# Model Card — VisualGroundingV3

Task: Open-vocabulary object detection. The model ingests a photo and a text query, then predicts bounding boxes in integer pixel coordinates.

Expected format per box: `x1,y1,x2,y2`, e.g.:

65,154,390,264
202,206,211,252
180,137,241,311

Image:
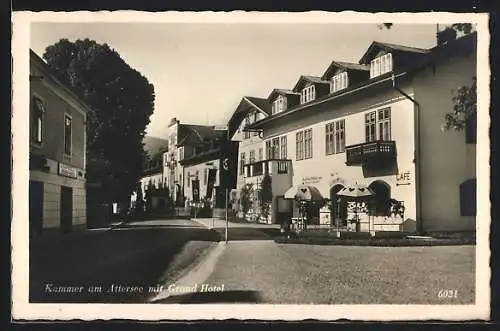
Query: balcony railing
345,140,396,166
244,159,291,177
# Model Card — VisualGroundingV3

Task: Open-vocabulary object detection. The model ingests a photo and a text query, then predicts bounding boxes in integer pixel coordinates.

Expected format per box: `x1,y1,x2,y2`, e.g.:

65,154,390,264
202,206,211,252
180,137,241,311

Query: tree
43,38,155,205
240,183,254,214
260,174,273,222
441,76,477,132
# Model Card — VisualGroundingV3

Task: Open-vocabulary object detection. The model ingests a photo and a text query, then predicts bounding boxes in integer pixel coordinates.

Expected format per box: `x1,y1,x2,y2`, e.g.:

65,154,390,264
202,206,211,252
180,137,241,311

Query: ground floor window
460,178,476,216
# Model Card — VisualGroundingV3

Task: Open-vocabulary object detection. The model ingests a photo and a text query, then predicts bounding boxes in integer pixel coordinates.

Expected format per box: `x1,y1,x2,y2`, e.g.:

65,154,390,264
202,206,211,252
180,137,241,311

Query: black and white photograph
11,11,490,321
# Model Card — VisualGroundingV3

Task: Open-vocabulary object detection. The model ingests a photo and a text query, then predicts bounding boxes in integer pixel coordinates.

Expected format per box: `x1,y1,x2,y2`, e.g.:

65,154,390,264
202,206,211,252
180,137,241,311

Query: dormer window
300,85,315,104
272,95,286,115
370,53,393,78
330,71,348,93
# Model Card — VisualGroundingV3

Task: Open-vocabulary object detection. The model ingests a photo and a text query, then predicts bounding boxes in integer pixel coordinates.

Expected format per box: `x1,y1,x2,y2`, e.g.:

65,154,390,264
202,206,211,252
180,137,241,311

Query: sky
31,22,440,139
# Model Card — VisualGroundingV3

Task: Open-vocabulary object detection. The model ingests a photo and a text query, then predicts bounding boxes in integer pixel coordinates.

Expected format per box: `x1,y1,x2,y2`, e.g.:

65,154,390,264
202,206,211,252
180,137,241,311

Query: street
30,218,475,305
29,219,220,303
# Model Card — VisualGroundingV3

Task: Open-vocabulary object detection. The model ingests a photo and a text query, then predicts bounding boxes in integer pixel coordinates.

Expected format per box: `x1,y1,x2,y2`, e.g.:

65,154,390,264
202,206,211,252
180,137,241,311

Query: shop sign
302,176,322,184
58,163,78,178
396,171,411,186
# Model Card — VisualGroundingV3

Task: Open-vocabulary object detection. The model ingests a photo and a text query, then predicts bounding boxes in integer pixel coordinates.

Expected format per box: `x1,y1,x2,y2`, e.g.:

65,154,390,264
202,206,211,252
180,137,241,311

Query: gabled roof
292,75,330,92
321,61,370,80
359,41,430,64
227,96,271,138
177,124,225,146
267,88,300,102
244,96,272,115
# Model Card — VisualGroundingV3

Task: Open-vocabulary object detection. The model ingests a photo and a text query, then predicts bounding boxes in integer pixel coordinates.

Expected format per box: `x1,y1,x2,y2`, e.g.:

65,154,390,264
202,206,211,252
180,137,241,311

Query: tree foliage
441,77,477,132
43,38,155,203
240,183,254,214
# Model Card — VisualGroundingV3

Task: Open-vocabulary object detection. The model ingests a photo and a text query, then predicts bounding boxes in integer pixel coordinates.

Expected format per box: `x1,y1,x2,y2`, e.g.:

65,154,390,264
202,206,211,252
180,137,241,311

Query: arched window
368,180,391,216
460,178,476,216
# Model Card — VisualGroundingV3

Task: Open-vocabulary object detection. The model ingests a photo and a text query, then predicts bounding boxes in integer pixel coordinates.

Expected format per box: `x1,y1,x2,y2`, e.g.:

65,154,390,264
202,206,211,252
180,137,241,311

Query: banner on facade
206,168,217,199
192,179,200,202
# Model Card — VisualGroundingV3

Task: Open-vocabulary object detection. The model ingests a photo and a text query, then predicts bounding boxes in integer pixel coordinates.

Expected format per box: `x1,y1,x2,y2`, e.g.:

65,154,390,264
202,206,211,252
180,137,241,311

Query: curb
148,241,227,303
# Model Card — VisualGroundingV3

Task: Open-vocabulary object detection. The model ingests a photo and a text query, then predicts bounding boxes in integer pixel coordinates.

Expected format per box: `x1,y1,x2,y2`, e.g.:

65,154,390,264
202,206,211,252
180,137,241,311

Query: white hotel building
249,32,477,234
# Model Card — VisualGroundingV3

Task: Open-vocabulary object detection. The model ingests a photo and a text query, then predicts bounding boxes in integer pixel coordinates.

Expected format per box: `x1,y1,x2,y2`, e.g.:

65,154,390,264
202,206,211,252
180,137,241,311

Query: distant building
179,125,238,217
250,32,477,233
29,50,90,236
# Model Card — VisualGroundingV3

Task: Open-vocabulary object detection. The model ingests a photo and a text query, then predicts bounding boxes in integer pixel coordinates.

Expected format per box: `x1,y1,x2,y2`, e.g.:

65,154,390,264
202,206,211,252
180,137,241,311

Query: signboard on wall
58,163,78,178
396,170,412,186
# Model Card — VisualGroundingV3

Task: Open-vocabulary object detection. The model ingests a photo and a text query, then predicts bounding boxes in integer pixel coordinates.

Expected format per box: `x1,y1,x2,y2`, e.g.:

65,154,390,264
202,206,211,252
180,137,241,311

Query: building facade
250,32,477,233
228,96,293,223
29,50,89,236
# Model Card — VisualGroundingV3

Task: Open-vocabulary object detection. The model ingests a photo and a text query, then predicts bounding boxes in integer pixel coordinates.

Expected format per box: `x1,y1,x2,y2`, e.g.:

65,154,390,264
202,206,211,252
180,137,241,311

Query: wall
31,159,86,229
184,158,220,201
413,49,477,232
30,63,86,170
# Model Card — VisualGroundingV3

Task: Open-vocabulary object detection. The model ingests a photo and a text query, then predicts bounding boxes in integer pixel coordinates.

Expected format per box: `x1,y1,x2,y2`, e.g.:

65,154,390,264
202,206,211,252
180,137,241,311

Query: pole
225,188,229,243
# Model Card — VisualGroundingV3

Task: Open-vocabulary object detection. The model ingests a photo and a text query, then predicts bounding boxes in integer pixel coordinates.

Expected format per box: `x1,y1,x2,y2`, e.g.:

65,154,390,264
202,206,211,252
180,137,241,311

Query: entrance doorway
29,180,44,237
330,184,346,227
60,186,73,234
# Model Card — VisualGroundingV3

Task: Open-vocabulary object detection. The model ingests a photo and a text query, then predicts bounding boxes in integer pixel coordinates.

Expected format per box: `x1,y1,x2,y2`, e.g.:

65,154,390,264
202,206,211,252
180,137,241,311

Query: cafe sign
58,162,78,178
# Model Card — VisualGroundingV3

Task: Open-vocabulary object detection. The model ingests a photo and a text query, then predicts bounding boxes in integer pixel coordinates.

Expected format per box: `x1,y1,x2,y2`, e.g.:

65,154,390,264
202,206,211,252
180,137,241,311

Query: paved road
29,218,219,303
155,220,476,305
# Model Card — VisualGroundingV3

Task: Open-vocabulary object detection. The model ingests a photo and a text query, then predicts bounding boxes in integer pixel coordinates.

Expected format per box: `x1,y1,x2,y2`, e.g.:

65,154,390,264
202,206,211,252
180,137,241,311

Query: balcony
244,159,292,177
345,140,396,166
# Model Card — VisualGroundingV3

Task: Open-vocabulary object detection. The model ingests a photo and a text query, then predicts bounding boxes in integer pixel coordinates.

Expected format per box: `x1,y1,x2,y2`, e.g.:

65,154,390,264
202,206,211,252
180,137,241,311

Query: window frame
272,95,286,114
32,96,45,146
330,71,349,93
370,53,393,79
300,84,316,104
280,136,287,159
365,108,391,143
326,119,346,155
63,113,73,156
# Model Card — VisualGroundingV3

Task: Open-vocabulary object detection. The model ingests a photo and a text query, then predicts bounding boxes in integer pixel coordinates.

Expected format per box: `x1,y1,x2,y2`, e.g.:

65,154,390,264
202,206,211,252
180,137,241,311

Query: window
195,170,199,179
304,129,313,159
460,178,476,216
244,117,251,139
240,153,246,175
466,111,477,144
32,97,45,144
378,108,391,140
300,85,316,104
271,137,280,159
325,119,346,155
365,108,391,142
258,148,263,161
266,140,272,159
204,168,208,185
272,95,286,114
296,131,304,160
296,129,312,160
370,53,393,78
187,172,190,187
64,114,72,155
280,136,287,159
249,150,256,163
330,72,349,93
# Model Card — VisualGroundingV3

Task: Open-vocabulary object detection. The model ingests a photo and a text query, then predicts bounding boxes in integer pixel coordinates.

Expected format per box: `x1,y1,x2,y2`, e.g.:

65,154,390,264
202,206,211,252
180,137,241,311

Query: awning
284,184,325,202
